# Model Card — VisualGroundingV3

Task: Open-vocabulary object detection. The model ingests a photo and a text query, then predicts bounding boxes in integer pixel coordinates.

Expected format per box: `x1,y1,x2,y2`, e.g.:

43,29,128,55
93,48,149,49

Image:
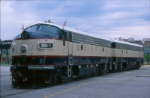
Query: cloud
91,20,150,39
1,0,150,40
1,1,39,40
103,0,149,10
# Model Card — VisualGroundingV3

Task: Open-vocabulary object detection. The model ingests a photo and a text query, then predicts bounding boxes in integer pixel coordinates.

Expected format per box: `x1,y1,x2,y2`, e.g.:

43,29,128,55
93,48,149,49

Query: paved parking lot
1,65,150,98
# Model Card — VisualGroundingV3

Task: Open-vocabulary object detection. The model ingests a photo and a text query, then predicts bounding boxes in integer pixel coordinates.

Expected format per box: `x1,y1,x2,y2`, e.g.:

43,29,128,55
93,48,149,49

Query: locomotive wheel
135,63,141,69
15,77,23,88
100,70,107,75
48,76,53,85
56,76,62,84
31,79,39,89
31,76,45,89
118,64,122,72
11,78,17,88
94,69,99,76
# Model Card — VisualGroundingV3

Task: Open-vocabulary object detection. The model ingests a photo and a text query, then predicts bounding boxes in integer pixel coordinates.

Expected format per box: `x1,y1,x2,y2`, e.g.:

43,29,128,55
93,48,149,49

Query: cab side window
25,25,38,32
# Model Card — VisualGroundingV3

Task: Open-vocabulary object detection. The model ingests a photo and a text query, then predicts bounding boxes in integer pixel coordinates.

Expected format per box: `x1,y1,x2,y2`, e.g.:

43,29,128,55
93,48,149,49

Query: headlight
20,45,26,53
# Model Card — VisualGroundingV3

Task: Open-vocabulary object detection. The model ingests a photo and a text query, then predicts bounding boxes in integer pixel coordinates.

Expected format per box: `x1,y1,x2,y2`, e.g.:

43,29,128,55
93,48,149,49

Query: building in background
127,37,134,42
129,40,143,46
118,37,150,48
143,39,150,48
143,38,150,42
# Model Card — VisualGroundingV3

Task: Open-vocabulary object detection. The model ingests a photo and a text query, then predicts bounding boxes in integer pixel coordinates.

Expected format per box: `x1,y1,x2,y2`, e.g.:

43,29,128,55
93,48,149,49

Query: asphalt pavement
1,65,150,98
0,65,11,77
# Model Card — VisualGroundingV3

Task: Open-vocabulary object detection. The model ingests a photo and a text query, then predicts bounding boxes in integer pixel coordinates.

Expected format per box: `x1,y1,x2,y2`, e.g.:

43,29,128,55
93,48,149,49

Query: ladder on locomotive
67,31,73,79
120,49,123,70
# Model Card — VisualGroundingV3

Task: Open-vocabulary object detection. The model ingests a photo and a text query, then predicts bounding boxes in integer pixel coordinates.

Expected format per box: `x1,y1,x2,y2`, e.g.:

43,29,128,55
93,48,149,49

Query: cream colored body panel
11,39,111,57
72,43,111,57
12,39,68,56
111,48,143,58
11,39,143,58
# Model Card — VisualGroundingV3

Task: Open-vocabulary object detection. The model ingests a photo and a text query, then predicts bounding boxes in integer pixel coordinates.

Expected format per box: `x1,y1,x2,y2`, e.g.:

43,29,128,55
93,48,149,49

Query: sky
1,0,150,40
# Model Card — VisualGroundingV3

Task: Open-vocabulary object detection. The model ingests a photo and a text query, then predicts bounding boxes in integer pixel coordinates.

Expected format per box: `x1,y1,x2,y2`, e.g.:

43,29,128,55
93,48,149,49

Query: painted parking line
44,80,103,98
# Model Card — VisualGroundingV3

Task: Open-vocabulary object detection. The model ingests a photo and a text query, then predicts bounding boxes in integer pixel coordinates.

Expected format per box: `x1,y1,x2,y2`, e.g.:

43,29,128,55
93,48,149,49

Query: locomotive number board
39,43,53,48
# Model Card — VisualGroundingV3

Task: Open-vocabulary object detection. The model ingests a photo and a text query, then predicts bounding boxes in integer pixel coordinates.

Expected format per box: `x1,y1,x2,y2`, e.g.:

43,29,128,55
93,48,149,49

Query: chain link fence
0,49,11,65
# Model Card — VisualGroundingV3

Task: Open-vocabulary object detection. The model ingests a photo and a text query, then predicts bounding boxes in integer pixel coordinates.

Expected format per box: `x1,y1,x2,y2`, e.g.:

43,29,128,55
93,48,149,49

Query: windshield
38,24,60,38
23,24,61,39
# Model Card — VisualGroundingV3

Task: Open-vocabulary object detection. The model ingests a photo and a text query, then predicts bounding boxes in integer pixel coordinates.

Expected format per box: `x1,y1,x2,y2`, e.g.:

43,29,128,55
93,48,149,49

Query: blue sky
1,0,150,40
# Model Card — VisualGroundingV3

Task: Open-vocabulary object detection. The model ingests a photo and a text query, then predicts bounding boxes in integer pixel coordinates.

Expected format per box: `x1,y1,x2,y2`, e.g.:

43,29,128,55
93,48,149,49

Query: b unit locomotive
10,21,144,87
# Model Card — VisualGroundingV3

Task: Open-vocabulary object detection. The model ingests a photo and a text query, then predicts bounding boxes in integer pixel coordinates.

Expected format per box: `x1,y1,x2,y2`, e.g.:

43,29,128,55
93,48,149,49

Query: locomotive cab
10,23,69,87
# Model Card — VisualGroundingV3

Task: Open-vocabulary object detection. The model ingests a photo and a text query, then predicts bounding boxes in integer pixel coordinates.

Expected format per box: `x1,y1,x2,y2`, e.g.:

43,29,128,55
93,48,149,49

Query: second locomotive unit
10,21,144,87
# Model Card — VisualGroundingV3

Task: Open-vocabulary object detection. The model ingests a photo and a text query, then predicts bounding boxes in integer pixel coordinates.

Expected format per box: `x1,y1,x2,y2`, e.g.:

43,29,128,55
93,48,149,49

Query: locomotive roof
111,39,143,48
26,22,111,42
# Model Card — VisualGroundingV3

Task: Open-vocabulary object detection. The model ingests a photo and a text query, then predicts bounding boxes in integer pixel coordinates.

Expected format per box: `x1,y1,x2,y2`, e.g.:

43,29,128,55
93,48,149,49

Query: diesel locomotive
10,21,144,87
